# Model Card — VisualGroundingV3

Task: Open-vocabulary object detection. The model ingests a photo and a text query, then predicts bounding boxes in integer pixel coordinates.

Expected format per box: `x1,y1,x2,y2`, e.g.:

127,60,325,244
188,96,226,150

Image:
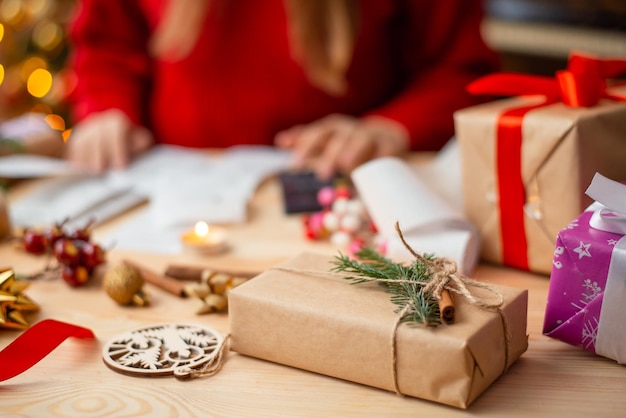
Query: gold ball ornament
103,264,150,306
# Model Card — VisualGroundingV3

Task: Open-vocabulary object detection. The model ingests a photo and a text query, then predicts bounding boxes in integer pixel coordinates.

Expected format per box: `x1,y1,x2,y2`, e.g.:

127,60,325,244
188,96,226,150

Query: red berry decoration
70,228,90,242
22,229,47,255
69,219,94,242
81,242,106,270
61,265,90,287
43,225,65,250
53,238,82,267
21,218,107,288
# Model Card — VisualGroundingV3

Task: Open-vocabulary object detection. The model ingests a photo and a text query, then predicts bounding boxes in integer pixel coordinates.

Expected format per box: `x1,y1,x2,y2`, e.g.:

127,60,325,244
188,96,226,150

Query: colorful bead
302,182,371,251
340,213,361,233
322,211,340,232
330,231,351,248
303,212,327,240
331,198,349,215
334,184,352,199
317,186,336,208
346,199,365,217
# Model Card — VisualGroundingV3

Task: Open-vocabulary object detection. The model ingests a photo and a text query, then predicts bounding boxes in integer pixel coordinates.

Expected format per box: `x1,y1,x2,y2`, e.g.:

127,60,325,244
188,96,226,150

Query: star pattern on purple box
544,211,623,353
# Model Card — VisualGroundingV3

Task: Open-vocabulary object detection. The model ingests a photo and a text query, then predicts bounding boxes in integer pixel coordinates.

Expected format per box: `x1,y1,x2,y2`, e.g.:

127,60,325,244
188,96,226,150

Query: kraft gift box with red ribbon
454,53,626,274
543,173,626,363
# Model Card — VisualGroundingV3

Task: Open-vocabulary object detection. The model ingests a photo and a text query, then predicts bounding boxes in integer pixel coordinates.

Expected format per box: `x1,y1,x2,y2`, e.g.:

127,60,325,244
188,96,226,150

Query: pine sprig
332,248,441,327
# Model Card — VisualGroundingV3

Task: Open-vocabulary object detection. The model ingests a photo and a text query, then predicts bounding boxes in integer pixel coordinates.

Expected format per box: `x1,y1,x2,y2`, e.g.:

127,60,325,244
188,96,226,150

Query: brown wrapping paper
228,253,528,409
455,90,626,274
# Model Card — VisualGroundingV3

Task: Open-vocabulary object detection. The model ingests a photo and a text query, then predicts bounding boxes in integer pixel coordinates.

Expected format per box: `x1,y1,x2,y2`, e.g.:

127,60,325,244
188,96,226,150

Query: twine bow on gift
467,53,626,271
392,223,505,316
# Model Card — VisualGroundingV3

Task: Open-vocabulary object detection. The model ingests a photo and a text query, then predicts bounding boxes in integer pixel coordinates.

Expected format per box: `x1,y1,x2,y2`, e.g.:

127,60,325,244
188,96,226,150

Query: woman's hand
66,109,153,173
275,114,409,180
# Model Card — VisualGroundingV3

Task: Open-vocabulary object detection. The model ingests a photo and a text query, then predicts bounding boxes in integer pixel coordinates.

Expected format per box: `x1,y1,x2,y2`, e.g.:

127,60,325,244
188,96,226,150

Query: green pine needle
331,247,441,327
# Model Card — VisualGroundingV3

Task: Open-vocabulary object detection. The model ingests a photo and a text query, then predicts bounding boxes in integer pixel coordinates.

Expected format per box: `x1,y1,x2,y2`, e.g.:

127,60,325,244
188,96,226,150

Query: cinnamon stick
438,289,455,325
164,265,258,281
123,259,187,298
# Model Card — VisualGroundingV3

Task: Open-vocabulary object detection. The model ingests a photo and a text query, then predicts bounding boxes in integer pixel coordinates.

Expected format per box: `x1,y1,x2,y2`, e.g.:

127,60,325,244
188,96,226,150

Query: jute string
391,222,512,385
174,334,231,380
274,222,512,395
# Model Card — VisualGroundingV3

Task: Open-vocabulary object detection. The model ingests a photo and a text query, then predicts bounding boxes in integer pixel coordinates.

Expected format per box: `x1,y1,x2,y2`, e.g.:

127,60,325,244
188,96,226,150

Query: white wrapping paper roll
351,156,479,274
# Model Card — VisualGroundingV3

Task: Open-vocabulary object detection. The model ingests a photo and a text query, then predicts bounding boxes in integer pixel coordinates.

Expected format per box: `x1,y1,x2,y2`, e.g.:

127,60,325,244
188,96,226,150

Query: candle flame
194,221,209,237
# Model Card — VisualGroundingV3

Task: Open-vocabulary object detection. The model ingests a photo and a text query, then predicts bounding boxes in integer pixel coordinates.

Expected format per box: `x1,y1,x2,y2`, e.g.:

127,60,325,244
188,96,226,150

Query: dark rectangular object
278,171,332,214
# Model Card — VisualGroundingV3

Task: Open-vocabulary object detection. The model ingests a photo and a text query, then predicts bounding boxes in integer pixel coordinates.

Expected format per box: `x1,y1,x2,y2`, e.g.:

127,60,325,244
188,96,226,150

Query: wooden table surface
1,166,625,417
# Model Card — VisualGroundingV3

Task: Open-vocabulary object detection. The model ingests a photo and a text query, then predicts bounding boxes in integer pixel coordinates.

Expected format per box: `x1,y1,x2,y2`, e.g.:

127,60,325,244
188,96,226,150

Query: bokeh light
3,66,22,96
24,0,51,19
30,103,52,114
33,20,62,51
0,0,26,28
0,0,74,123
27,67,52,98
20,56,48,82
62,128,71,142
44,113,65,130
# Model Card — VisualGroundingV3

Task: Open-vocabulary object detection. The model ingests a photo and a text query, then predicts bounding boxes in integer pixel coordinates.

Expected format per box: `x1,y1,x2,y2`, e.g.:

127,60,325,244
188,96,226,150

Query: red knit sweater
68,0,498,150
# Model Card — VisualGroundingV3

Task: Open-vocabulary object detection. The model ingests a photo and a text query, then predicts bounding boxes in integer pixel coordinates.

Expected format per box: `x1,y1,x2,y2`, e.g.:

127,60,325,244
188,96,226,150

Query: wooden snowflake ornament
102,323,226,378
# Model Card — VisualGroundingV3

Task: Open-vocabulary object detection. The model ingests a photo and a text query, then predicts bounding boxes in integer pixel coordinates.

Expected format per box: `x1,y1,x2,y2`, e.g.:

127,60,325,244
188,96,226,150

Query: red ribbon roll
0,319,95,382
468,52,626,270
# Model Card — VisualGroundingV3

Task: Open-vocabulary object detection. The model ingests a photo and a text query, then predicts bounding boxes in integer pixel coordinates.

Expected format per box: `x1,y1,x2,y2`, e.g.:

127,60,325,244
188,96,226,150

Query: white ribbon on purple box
585,172,626,363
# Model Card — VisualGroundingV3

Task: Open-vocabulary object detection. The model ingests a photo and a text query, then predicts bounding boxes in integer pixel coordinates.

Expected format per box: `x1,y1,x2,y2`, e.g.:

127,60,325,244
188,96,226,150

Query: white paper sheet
9,145,291,249
10,176,137,227
148,146,291,228
0,113,53,140
102,146,292,253
0,155,84,178
351,148,479,274
100,214,187,254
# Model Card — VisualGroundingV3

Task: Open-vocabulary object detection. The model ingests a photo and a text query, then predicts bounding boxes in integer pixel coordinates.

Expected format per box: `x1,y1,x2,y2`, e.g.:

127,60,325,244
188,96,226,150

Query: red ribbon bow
469,53,626,107
467,53,626,270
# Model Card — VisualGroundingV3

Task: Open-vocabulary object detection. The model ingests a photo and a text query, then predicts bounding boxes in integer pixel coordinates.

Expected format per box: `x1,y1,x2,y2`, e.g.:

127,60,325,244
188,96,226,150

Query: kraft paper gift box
228,252,528,409
454,53,626,274
543,173,626,363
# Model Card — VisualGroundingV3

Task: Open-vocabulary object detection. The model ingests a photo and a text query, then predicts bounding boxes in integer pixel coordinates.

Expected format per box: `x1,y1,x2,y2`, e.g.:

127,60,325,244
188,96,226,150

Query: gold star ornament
0,269,39,330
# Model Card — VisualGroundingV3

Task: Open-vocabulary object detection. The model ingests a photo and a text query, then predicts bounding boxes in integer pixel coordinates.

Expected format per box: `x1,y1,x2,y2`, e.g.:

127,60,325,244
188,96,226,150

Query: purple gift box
543,173,626,364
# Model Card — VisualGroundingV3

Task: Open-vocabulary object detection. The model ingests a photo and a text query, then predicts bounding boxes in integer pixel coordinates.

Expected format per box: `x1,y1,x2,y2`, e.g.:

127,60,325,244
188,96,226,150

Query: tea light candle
181,221,228,255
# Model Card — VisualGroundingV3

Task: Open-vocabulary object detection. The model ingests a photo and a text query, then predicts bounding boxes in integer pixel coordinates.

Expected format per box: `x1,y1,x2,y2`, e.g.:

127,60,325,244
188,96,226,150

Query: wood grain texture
2,155,626,417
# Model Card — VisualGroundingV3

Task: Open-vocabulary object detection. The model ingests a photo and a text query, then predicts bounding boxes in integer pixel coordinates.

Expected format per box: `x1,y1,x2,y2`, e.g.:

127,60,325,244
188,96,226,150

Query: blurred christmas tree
0,0,75,140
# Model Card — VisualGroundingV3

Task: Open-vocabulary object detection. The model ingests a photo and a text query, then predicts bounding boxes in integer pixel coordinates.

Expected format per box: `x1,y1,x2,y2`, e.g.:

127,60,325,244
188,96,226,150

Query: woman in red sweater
66,0,497,179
